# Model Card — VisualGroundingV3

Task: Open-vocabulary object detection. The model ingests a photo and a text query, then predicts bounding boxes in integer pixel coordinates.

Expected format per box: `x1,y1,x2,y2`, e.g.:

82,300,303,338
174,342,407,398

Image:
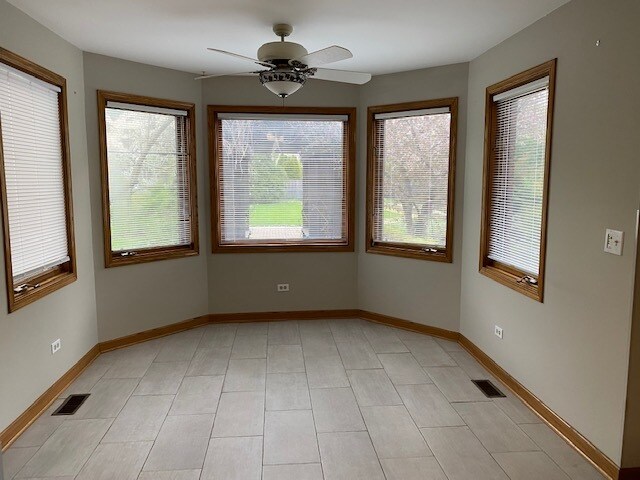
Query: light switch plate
604,229,624,255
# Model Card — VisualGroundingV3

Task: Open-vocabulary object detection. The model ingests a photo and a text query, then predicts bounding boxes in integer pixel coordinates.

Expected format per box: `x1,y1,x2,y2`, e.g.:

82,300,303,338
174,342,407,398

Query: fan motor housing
257,41,308,64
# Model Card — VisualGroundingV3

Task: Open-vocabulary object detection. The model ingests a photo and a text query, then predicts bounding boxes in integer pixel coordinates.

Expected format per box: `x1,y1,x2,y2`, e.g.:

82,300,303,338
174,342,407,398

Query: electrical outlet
494,326,503,339
51,338,61,355
277,283,290,292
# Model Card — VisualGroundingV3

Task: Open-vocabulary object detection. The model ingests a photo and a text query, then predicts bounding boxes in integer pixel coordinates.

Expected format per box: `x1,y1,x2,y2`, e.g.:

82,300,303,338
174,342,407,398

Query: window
98,91,198,267
480,60,557,302
0,48,76,312
209,106,356,252
366,98,458,262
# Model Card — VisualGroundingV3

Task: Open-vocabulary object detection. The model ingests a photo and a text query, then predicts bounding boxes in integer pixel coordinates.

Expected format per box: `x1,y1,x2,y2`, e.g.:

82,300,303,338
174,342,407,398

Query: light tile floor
2,319,606,480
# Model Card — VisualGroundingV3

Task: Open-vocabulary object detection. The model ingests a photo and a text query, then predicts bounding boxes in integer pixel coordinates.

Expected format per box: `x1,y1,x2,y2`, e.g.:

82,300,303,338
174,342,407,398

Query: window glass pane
487,87,549,276
105,107,191,252
218,117,346,243
0,62,69,283
373,112,451,248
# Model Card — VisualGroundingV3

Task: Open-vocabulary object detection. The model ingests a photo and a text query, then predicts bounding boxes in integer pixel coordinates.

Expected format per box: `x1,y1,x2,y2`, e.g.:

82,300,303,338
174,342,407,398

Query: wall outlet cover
604,229,623,256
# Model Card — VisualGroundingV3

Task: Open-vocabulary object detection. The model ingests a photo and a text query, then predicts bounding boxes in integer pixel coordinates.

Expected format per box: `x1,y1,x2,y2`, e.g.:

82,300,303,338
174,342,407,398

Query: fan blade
207,48,275,68
195,71,261,80
296,46,352,67
311,68,371,85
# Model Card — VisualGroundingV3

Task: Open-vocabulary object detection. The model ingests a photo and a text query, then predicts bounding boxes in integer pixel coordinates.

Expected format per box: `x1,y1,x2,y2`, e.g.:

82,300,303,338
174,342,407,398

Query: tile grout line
205,322,239,480
300,319,326,479
194,405,217,480
176,326,218,479
400,334,475,409
515,426,584,480
332,320,389,479
373,328,437,469
386,336,452,480
397,331,488,478
308,320,337,479
376,323,457,480
71,416,116,479
303,355,324,477
261,325,268,480
218,324,239,395
137,339,180,476
461,420,515,480
133,434,158,479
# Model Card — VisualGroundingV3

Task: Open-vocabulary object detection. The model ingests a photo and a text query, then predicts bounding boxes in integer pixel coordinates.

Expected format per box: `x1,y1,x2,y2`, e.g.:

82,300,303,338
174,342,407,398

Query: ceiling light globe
263,81,303,98
259,71,306,98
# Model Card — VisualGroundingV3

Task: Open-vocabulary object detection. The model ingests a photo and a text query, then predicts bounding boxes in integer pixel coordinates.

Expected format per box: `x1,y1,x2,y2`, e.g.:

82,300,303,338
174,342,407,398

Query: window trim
208,105,356,253
97,91,199,268
479,59,557,302
0,47,77,312
366,98,458,263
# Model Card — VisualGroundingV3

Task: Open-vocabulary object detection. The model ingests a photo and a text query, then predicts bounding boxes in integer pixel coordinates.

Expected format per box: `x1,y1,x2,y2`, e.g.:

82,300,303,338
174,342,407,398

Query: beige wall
83,53,209,342
460,0,639,462
356,64,468,331
201,76,359,313
0,0,98,434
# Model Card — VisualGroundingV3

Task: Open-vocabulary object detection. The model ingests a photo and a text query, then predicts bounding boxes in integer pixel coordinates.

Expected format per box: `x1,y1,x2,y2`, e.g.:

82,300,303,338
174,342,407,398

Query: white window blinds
217,113,348,244
104,102,192,253
0,62,70,283
487,77,550,276
372,107,452,249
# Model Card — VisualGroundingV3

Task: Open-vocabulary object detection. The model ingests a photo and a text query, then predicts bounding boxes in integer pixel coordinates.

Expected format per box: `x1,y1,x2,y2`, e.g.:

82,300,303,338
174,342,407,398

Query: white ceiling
8,0,568,76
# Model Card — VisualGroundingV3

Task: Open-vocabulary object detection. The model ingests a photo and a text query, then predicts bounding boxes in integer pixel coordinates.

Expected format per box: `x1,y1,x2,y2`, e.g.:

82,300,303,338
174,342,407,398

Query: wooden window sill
213,242,353,254
367,243,452,263
479,264,542,302
106,245,199,268
11,270,77,312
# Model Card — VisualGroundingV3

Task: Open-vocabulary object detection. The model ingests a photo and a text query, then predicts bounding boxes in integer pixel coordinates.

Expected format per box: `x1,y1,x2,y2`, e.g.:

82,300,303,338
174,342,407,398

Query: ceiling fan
196,23,372,98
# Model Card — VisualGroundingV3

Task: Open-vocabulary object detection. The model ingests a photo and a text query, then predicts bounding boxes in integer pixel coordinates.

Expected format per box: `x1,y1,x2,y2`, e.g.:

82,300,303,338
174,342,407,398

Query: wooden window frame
0,47,77,312
366,98,458,263
208,105,356,253
479,59,557,302
98,91,199,268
